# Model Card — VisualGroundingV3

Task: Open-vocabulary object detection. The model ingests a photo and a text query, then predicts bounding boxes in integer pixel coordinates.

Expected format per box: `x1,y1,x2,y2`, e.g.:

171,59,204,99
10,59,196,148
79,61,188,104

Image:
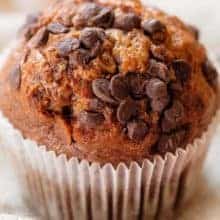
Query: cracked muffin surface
0,0,218,165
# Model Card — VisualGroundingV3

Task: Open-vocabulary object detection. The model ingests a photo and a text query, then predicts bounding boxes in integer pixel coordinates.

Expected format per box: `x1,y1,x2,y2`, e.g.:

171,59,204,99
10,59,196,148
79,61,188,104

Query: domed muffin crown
3,0,218,164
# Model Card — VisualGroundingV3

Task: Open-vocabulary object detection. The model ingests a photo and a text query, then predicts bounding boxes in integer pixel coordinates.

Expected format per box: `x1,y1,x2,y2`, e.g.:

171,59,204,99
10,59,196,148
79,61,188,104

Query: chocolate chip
187,24,200,40
114,12,141,31
145,78,168,99
88,99,104,112
162,101,185,132
172,59,192,83
117,98,138,124
73,3,114,28
79,111,104,129
29,27,49,48
126,74,146,99
69,49,91,68
151,97,169,113
147,59,170,82
110,74,129,101
73,3,101,28
91,7,114,28
157,129,186,154
92,79,118,105
142,19,167,43
127,120,148,141
47,22,69,34
145,78,169,113
9,64,21,90
80,28,105,49
80,28,105,59
202,59,218,87
57,38,80,57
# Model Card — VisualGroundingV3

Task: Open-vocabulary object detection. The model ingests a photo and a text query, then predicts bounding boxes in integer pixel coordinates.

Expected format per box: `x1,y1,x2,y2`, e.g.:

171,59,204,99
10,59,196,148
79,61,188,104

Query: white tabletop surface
0,0,220,219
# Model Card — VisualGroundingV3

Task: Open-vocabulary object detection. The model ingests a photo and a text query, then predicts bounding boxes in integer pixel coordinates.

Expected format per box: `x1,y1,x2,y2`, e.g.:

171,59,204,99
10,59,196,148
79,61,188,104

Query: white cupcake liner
1,109,219,220
0,44,220,219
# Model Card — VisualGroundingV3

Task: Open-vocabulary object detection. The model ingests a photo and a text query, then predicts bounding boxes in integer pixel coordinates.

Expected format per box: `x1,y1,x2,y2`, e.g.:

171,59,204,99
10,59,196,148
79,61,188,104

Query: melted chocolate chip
126,74,146,99
151,97,169,113
114,12,141,31
142,19,167,43
172,59,192,83
73,3,114,28
29,27,49,48
92,79,118,105
80,28,105,49
202,59,218,87
145,78,169,113
91,7,114,28
69,49,91,68
47,22,69,34
79,111,104,129
9,64,21,90
156,129,186,155
110,74,129,101
162,101,185,132
147,59,170,82
117,98,138,124
145,78,168,99
57,38,80,57
127,120,148,141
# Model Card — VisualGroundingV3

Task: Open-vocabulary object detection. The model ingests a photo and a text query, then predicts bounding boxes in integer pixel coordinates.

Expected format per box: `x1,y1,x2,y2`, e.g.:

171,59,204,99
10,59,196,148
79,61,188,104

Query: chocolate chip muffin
0,0,218,165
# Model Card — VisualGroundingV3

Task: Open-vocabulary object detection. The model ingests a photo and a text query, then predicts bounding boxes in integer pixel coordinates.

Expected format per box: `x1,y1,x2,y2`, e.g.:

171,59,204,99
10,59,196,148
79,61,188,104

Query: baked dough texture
0,0,218,165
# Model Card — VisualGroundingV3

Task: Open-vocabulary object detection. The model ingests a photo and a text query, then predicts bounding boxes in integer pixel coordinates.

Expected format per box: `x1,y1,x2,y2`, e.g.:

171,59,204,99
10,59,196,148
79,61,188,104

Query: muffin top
2,0,218,164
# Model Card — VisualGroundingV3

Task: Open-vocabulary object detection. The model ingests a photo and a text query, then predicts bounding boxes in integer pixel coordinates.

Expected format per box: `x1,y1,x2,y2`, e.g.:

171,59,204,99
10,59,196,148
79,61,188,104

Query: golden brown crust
0,0,218,165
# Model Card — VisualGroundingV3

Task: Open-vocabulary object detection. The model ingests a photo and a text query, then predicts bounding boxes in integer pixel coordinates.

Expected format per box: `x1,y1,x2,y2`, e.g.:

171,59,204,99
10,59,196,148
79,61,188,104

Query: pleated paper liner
1,108,220,220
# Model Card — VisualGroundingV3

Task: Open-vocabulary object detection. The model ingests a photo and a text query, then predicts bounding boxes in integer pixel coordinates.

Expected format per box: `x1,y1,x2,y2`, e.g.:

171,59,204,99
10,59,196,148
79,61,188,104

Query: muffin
0,0,218,166
0,0,219,219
